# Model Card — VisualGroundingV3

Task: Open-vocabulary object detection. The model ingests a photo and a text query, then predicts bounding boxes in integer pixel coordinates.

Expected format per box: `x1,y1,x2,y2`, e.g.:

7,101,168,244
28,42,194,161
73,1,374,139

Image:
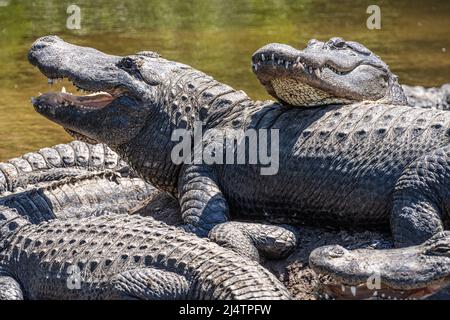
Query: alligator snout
28,35,62,65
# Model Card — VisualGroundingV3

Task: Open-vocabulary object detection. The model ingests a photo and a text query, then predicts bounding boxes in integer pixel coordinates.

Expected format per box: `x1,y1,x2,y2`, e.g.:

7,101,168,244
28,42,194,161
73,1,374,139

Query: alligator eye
119,58,135,70
329,37,346,48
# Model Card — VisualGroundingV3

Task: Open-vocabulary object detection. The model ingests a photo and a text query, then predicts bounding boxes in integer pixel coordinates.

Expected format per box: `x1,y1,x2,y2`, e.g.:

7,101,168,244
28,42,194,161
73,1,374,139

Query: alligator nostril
32,43,47,50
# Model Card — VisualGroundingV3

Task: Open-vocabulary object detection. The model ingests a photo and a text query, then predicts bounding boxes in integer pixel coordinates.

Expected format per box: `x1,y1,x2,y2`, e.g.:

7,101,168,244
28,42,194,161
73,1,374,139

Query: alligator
0,140,129,194
0,171,290,300
252,37,450,110
28,36,450,271
0,208,291,300
309,231,450,300
0,171,156,223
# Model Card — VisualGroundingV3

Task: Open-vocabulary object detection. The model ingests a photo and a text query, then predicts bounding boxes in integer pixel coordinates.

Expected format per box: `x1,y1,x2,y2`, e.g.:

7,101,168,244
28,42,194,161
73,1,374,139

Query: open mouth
321,280,448,300
33,76,124,111
31,75,125,143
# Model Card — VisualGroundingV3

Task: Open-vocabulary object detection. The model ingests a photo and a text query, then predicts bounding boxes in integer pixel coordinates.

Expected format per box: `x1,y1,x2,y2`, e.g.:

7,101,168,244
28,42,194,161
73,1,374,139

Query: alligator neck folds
116,69,252,194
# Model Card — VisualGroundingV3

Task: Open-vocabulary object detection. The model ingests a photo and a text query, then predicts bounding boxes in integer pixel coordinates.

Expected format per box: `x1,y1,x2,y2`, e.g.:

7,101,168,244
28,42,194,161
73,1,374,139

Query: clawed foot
208,221,298,262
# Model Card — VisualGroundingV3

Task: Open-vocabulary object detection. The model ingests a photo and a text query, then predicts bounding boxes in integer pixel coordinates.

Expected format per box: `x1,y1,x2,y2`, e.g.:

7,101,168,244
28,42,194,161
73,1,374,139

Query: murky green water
0,0,449,161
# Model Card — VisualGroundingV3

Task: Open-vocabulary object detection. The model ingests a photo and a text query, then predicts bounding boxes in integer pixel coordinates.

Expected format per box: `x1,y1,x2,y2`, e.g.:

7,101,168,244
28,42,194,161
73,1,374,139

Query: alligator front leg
179,165,297,261
209,222,298,261
391,146,450,247
178,165,229,237
0,268,23,300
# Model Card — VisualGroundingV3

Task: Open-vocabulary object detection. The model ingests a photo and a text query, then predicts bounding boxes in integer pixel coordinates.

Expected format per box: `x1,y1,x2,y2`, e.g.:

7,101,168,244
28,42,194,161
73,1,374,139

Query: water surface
0,0,449,161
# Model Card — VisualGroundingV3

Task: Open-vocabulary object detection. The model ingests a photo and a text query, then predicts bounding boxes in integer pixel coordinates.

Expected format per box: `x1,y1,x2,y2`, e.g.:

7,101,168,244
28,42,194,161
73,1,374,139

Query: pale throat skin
252,37,407,107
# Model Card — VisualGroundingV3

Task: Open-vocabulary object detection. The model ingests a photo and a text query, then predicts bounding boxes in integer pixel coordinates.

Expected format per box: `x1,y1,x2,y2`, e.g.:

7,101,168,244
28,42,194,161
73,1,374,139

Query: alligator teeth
350,286,357,296
308,66,313,74
296,57,301,63
296,63,304,71
261,54,265,61
61,87,66,93
271,54,275,61
285,61,290,69
48,78,54,85
314,68,321,77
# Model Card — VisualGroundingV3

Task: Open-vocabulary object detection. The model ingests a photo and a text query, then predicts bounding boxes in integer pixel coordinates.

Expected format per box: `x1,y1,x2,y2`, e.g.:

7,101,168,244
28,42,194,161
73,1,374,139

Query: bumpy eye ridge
328,37,346,48
119,58,135,70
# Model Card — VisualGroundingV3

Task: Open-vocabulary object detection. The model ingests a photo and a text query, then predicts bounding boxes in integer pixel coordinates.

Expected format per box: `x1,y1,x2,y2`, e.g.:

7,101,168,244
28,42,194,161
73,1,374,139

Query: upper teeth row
47,77,94,94
253,54,346,76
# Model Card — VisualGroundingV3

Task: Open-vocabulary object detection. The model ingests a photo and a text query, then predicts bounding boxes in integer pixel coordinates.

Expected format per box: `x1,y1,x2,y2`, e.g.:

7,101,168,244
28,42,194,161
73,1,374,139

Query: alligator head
252,37,407,107
309,231,450,300
28,35,184,147
28,36,239,193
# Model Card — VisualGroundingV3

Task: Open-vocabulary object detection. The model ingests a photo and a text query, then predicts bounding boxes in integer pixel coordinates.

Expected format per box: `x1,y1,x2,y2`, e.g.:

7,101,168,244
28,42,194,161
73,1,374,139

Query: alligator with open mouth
28,36,450,298
309,231,450,300
252,37,449,110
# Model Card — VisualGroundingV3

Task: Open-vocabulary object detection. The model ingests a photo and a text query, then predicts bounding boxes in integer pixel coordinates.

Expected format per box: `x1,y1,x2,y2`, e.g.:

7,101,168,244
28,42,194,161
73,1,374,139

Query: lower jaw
320,282,445,300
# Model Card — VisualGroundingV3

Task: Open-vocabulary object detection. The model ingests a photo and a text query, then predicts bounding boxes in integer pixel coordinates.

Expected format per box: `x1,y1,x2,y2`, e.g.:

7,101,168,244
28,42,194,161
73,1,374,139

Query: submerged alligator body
0,209,291,300
0,141,129,194
27,36,450,296
252,38,450,110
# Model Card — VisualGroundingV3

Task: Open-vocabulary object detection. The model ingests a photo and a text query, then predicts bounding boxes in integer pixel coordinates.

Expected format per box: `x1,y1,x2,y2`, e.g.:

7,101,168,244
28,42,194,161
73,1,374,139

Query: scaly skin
0,210,291,300
0,141,129,194
0,171,156,223
28,36,297,262
28,36,450,279
252,38,450,110
309,231,450,300
402,84,450,110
